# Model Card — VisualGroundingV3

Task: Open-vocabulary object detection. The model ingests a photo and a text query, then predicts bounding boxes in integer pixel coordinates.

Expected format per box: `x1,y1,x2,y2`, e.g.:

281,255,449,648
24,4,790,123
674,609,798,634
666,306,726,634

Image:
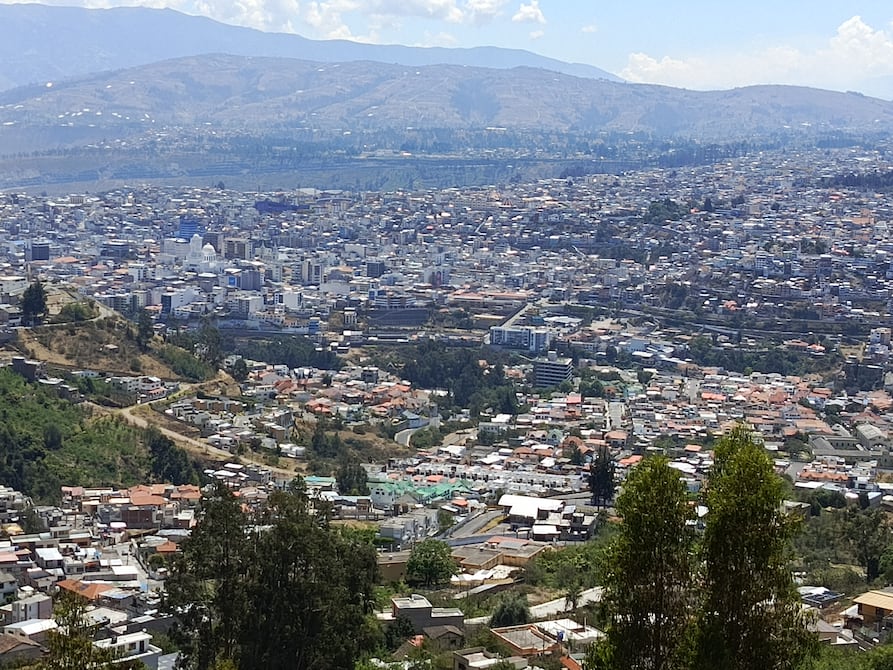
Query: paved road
395,427,419,447
451,509,505,538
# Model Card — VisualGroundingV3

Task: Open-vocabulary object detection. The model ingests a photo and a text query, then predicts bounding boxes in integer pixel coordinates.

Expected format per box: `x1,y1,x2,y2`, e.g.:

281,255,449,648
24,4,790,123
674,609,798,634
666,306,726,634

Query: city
0,144,888,667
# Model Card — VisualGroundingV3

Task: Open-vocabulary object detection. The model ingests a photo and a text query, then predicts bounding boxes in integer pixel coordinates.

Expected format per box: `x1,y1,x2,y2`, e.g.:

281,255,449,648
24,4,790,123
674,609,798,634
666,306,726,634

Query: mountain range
0,3,618,93
1,54,891,146
1,4,892,191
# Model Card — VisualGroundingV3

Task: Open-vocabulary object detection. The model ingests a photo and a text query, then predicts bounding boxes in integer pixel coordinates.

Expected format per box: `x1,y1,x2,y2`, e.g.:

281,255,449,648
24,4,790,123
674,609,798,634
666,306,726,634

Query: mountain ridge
0,3,620,92
1,54,889,143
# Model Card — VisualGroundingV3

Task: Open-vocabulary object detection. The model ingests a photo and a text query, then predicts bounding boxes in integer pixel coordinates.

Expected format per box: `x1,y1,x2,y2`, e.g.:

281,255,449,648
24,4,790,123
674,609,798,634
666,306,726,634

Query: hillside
1,53,891,191
20,319,181,380
0,3,619,93
0,367,199,503
1,55,889,141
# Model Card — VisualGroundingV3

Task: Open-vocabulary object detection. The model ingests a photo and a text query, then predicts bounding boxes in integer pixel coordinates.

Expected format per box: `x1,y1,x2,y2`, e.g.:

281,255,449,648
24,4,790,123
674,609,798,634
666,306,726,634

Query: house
3,618,57,643
422,624,465,650
34,548,64,571
94,631,162,669
0,632,42,665
498,494,563,527
10,594,52,623
386,594,464,633
0,573,17,600
452,647,527,670
854,590,893,627
491,624,561,657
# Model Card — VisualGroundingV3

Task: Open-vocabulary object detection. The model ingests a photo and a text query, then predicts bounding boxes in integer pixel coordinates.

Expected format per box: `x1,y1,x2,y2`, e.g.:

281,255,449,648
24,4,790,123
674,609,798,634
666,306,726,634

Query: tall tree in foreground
166,481,249,670
167,479,379,670
589,456,694,670
239,480,379,670
692,424,815,670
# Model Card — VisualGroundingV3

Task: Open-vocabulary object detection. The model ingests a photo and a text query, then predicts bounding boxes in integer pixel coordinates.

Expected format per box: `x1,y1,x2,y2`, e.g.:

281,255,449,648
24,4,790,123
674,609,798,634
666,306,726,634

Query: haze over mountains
1,3,893,192
1,3,892,145
0,3,619,93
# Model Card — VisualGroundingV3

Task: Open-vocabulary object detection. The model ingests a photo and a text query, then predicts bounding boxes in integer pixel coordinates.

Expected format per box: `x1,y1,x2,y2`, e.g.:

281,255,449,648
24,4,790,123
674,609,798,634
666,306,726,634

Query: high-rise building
533,352,573,388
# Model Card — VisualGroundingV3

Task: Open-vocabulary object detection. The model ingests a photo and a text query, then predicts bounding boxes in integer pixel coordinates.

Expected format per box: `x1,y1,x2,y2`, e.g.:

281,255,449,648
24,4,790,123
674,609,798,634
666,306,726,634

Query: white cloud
511,0,544,25
529,29,543,40
367,0,464,23
621,15,893,94
581,23,597,34
304,1,358,39
0,0,513,37
463,0,509,23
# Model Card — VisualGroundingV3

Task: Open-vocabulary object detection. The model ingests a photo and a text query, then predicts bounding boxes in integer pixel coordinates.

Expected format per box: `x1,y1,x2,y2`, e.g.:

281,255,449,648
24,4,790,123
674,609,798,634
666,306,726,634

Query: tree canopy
592,456,694,670
406,539,456,587
166,480,379,670
21,280,47,326
489,592,530,628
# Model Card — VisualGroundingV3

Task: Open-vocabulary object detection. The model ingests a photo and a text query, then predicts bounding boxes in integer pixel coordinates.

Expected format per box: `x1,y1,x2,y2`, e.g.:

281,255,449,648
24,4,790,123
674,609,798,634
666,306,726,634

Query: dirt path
114,403,300,479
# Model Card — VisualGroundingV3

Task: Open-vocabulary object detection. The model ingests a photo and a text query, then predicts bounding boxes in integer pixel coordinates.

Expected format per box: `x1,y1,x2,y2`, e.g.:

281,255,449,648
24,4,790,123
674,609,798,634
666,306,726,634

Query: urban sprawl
0,147,893,667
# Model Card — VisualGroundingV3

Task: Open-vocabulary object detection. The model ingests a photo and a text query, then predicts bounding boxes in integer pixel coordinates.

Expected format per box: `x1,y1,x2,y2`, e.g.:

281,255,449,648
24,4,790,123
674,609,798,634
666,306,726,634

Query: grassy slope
0,367,192,502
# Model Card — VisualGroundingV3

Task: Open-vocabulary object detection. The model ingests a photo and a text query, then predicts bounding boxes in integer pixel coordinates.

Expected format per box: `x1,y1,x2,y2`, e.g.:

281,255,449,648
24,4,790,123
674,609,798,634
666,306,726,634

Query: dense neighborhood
1,146,893,667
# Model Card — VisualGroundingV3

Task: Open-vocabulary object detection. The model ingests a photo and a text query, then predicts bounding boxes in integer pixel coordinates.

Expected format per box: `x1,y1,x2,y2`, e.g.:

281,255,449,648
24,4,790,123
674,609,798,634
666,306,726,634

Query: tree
437,508,455,533
166,482,250,670
230,357,249,383
309,421,344,460
198,317,223,370
168,479,379,670
490,592,530,628
592,456,694,670
146,428,199,485
336,457,370,496
385,615,416,650
239,481,379,670
406,539,456,587
845,506,890,582
588,446,614,509
21,280,47,326
43,423,63,451
636,369,653,386
692,424,815,670
136,308,154,351
40,592,141,669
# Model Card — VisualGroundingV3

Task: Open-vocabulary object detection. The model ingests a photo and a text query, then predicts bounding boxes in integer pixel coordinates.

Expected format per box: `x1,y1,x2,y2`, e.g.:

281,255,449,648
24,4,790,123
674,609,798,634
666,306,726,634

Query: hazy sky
11,0,893,95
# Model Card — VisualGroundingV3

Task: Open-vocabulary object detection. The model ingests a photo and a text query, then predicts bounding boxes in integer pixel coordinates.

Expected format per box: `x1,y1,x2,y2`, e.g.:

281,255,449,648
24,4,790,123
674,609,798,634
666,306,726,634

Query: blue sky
11,0,893,95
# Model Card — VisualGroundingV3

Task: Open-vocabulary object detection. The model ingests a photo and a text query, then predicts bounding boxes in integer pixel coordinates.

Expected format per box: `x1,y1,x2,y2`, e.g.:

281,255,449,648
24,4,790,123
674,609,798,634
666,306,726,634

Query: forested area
224,334,342,371
393,342,519,414
819,169,893,191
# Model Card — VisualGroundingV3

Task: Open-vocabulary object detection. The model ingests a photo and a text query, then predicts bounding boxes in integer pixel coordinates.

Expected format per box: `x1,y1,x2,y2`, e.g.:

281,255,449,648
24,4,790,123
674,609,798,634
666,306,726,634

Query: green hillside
0,368,198,502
